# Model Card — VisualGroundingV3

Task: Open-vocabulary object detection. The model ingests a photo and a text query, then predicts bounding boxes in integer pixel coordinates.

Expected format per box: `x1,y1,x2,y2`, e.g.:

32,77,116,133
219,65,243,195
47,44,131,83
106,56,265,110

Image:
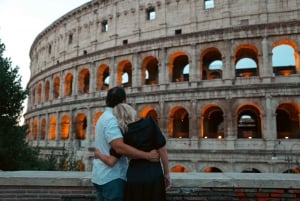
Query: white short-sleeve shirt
92,107,128,185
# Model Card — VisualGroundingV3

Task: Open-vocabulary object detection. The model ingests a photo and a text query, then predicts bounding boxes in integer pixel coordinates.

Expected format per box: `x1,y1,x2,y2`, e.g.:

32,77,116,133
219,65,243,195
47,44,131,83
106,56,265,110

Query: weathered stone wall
25,0,300,173
0,171,299,201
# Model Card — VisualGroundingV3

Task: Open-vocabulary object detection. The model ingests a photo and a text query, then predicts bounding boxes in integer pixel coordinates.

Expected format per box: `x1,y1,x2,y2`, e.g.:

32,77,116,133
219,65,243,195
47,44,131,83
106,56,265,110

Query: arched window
61,115,70,140
234,45,259,78
237,105,262,139
201,48,223,80
53,76,60,99
64,73,73,96
78,69,90,94
169,107,189,138
169,53,189,82
76,113,87,139
97,64,109,90
142,56,159,85
276,103,300,139
118,60,132,88
202,106,224,138
272,44,296,76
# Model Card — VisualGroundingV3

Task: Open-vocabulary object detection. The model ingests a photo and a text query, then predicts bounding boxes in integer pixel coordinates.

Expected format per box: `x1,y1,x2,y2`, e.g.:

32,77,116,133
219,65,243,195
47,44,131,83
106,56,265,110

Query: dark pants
93,178,125,201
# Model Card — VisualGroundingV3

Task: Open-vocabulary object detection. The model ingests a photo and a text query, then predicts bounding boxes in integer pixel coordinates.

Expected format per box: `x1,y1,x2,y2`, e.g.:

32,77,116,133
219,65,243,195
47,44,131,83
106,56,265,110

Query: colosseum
25,0,300,173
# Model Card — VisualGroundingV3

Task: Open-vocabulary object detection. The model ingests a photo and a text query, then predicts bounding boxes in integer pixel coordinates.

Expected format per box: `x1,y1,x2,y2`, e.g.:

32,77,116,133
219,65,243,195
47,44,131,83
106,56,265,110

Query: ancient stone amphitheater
25,0,300,173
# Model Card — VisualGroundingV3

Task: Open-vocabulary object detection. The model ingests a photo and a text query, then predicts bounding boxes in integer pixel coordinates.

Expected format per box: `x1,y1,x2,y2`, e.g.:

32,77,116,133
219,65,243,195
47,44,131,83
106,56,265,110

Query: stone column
86,107,92,144
189,99,198,137
90,62,96,94
159,100,168,137
132,52,141,87
261,37,272,77
59,72,63,98
159,47,168,85
56,111,61,142
264,95,276,140
45,112,49,145
109,56,116,87
72,68,78,96
222,40,234,80
190,44,199,82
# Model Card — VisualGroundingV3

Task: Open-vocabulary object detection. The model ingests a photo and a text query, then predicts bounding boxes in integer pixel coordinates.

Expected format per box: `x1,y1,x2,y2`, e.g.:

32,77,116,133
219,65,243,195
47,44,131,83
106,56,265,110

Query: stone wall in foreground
0,171,299,201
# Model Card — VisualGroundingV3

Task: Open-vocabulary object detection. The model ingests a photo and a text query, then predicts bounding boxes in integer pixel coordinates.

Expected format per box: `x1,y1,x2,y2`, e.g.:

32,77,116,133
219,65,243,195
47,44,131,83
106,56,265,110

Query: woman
94,103,170,201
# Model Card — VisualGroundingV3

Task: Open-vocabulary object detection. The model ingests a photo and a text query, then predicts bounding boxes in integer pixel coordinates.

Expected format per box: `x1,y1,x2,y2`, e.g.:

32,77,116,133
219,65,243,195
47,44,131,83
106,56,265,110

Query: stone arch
204,166,223,173
171,165,189,172
168,106,189,138
117,60,132,87
96,64,109,90
236,104,262,139
272,40,298,76
33,119,38,140
201,47,223,80
276,102,300,139
241,168,261,173
31,87,36,105
49,116,57,140
78,68,90,94
139,107,158,120
201,105,224,139
234,44,259,77
44,80,50,101
142,56,159,85
64,73,73,97
61,115,70,140
75,113,87,139
41,118,46,140
93,111,103,139
53,76,60,99
169,52,189,82
37,83,42,104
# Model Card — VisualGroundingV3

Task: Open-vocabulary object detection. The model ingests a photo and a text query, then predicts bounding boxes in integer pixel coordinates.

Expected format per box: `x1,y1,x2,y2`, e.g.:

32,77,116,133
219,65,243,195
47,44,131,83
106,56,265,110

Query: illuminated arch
201,47,223,80
139,107,158,120
49,116,57,140
76,113,87,139
272,40,298,76
276,102,300,139
78,68,90,94
169,52,189,82
236,104,262,139
202,105,224,139
171,165,189,172
93,112,103,139
234,44,259,77
41,118,46,140
53,76,60,99
37,83,42,104
33,119,38,140
97,64,109,90
142,56,159,85
169,106,189,138
117,60,132,87
64,73,73,97
204,167,222,173
61,115,70,140
44,80,50,101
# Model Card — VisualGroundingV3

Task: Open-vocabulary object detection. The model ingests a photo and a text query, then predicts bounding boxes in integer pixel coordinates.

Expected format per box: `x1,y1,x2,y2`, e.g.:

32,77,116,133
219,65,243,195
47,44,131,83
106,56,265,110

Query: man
92,86,159,201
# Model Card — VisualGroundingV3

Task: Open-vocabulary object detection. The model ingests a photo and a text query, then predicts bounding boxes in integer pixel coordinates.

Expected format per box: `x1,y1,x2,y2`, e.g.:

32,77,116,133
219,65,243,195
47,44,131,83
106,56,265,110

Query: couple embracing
92,87,170,201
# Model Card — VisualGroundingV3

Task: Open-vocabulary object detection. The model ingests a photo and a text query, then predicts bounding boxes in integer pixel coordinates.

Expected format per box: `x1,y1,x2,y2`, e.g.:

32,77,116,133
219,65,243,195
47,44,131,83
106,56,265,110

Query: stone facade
25,0,300,172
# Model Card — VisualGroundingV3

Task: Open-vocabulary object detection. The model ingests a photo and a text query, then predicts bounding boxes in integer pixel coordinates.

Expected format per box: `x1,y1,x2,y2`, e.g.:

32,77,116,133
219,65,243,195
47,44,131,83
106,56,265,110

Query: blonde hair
113,103,137,133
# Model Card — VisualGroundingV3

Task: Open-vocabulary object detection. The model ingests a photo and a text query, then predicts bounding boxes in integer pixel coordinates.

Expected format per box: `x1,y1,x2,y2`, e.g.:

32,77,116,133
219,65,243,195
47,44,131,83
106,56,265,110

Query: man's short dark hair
106,87,126,107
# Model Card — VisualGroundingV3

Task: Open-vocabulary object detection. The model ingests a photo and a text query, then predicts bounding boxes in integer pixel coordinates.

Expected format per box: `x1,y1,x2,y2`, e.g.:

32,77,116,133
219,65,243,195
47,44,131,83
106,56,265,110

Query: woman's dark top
116,117,167,201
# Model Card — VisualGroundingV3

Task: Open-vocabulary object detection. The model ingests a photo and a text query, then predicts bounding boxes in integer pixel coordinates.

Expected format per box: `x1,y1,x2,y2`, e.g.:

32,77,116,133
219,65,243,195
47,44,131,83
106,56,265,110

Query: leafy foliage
0,39,42,170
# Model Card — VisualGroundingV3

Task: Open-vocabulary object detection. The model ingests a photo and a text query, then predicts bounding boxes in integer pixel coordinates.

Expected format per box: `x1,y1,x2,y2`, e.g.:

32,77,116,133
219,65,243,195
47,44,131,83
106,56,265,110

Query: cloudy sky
0,0,91,89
